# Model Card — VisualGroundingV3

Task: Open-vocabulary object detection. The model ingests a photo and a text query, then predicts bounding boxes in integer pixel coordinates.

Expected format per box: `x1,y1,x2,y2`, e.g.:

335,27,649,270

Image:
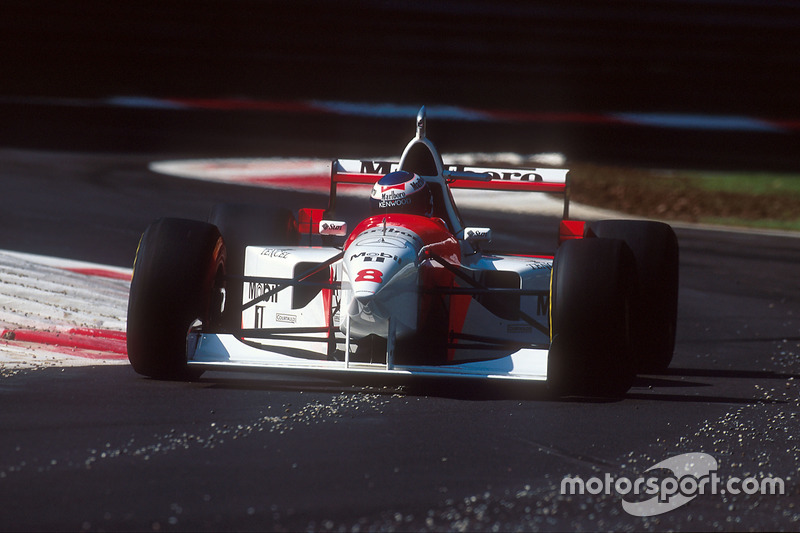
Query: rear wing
329,159,571,219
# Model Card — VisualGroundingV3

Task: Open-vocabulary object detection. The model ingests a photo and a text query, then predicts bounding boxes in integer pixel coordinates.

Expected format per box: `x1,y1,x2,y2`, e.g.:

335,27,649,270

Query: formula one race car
127,107,678,397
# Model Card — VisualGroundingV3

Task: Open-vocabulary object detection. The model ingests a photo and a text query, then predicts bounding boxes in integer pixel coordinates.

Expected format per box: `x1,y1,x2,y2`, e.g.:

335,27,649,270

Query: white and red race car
127,108,678,396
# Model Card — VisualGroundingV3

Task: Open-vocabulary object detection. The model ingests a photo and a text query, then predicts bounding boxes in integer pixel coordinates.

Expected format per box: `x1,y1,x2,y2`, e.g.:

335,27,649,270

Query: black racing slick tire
127,218,226,379
208,204,299,330
547,238,636,398
587,220,679,373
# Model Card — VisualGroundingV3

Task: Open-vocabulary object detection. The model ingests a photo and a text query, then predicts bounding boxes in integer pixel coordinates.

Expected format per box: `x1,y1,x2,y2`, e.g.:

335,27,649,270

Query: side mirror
464,227,492,245
319,220,347,237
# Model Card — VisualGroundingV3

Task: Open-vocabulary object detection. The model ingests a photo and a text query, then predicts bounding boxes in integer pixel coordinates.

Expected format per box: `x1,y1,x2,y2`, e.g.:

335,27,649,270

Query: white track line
0,251,131,369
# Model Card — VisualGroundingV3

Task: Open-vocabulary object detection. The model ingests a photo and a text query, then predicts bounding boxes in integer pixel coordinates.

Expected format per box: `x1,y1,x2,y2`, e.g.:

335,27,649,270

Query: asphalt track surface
1,104,799,532
2,3,800,532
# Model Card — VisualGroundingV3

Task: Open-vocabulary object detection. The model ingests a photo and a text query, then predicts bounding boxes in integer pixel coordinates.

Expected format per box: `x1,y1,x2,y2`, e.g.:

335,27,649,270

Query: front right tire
126,218,225,379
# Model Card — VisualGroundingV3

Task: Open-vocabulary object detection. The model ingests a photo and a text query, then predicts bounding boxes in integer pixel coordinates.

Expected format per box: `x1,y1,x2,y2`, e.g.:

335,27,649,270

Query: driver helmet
370,170,433,217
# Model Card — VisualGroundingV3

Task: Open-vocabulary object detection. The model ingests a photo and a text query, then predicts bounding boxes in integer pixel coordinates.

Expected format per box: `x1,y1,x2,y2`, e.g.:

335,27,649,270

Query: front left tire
587,220,679,373
547,237,637,397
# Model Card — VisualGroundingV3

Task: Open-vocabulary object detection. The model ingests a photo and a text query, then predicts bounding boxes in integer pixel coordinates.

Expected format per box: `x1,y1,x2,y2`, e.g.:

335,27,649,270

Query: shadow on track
190,364,795,406
196,372,555,403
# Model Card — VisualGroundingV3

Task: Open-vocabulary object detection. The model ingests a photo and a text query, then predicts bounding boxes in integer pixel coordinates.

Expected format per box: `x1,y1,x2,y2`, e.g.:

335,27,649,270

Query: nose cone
353,284,378,305
342,261,387,327
344,234,418,322
351,265,388,293
349,263,392,312
341,219,429,338
347,289,374,323
344,236,415,303
345,259,417,331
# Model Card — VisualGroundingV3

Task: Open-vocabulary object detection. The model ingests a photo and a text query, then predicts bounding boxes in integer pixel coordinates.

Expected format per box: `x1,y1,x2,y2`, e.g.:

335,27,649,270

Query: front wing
187,333,548,382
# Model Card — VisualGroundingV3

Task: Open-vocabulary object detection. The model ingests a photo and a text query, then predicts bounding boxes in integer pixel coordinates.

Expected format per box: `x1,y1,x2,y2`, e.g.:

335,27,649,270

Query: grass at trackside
699,217,800,231
681,171,800,196
568,165,800,232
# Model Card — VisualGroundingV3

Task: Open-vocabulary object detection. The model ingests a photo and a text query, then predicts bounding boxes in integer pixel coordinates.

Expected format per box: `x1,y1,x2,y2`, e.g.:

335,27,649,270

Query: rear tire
548,238,636,397
587,220,679,373
208,204,299,330
126,218,225,379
